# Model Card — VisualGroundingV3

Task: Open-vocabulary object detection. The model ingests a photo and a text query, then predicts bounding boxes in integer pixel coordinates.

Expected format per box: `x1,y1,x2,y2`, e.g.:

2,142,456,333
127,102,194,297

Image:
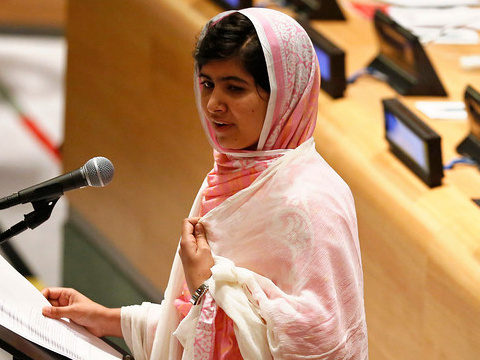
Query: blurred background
0,1,162,351
0,0,66,288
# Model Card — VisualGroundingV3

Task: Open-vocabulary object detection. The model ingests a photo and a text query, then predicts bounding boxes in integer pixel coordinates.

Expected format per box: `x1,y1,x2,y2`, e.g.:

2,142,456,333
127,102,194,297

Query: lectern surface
0,324,68,360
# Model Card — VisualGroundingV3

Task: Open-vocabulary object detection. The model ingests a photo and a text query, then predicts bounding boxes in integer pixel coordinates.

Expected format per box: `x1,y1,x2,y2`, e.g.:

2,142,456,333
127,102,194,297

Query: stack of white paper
381,0,479,7
0,255,123,359
415,101,468,120
377,0,480,44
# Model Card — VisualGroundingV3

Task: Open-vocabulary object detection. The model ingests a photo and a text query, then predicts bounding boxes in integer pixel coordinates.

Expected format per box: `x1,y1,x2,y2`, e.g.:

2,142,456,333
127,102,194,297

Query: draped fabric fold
122,140,368,359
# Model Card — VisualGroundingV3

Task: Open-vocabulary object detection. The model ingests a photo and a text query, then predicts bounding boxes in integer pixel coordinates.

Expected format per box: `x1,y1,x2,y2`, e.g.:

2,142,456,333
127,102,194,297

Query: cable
347,66,389,84
443,157,478,170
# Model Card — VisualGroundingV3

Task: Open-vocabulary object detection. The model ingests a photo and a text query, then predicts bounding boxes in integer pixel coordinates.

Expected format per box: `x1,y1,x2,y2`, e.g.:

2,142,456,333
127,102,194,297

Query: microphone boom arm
0,197,60,244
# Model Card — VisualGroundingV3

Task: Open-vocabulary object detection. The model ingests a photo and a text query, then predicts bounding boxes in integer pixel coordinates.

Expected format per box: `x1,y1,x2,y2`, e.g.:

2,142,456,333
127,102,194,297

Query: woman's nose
206,89,227,113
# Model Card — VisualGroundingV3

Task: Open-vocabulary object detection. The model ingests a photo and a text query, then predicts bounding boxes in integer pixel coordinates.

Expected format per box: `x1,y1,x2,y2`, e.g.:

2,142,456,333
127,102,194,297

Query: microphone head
83,157,114,187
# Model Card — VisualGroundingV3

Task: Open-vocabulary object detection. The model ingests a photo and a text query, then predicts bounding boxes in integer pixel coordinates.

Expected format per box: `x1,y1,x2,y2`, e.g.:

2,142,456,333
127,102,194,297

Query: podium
0,324,68,360
0,324,132,360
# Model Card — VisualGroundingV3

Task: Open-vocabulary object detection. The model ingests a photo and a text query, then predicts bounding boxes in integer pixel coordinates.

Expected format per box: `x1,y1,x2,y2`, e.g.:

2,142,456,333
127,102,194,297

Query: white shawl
121,139,368,359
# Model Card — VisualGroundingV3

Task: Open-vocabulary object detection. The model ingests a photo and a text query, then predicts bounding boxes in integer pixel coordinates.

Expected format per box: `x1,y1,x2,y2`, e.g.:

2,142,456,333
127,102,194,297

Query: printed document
0,254,123,359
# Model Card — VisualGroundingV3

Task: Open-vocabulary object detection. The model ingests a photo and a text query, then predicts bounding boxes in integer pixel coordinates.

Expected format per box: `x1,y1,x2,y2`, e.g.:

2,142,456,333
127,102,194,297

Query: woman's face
199,57,269,150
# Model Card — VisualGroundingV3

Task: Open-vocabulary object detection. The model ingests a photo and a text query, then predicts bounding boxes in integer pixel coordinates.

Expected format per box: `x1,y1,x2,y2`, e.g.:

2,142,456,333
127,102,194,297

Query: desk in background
0,0,65,30
62,1,480,359
311,12,480,360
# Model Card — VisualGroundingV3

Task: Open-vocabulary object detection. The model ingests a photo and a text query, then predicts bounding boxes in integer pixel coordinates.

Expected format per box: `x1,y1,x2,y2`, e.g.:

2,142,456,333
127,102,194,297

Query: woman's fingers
180,219,194,248
40,287,122,338
42,287,76,306
180,218,207,253
42,304,73,319
194,223,209,250
179,218,214,294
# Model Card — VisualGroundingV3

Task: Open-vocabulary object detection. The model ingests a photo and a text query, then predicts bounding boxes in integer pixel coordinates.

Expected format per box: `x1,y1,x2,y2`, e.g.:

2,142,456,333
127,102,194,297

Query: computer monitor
456,85,480,165
211,0,252,10
300,20,346,98
368,10,447,97
287,0,345,20
383,98,444,188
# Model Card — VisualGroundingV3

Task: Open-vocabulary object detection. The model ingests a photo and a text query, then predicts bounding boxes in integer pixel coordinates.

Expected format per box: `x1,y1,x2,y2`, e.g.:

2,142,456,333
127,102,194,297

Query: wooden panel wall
0,0,65,28
63,0,215,289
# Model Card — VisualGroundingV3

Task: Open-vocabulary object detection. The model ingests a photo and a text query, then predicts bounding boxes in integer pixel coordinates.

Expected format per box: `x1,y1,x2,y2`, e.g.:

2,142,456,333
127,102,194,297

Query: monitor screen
369,10,447,97
314,45,332,81
466,86,480,139
287,0,345,20
300,20,346,98
211,0,252,10
383,98,444,187
377,21,416,78
456,85,480,165
385,111,429,173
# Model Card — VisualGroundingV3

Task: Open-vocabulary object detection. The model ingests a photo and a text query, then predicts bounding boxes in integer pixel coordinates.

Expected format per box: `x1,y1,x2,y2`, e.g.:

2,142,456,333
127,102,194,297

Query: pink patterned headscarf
195,8,321,215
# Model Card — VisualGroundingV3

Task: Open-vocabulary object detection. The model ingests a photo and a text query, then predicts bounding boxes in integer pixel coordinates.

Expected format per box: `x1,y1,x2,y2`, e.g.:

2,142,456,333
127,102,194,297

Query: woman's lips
211,120,233,132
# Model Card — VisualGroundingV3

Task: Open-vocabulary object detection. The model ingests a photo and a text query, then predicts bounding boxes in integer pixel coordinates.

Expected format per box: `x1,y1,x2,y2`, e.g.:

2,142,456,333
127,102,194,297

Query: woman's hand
179,218,214,294
41,287,122,338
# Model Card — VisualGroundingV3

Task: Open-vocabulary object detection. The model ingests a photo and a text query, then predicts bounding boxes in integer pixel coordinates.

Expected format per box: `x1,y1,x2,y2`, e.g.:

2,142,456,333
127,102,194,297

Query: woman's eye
200,81,214,89
228,85,244,92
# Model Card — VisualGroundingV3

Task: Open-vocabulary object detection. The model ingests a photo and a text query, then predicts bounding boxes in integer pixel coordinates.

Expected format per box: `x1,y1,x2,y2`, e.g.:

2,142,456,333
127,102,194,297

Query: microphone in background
0,156,114,210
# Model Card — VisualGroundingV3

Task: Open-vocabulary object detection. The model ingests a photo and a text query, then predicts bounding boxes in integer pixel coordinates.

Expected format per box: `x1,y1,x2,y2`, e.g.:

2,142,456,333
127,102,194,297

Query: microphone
0,157,114,210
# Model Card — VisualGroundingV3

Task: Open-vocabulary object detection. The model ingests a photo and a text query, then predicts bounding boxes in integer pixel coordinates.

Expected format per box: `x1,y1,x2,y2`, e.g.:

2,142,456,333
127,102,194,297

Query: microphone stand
0,197,60,244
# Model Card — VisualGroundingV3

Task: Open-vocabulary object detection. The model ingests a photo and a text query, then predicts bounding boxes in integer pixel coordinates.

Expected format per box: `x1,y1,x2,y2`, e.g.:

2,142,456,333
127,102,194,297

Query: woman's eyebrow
221,76,248,84
199,73,248,84
198,72,211,79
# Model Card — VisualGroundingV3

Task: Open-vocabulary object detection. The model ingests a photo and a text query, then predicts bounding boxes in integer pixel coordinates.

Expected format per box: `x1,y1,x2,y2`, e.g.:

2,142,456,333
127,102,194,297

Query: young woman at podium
42,8,368,359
